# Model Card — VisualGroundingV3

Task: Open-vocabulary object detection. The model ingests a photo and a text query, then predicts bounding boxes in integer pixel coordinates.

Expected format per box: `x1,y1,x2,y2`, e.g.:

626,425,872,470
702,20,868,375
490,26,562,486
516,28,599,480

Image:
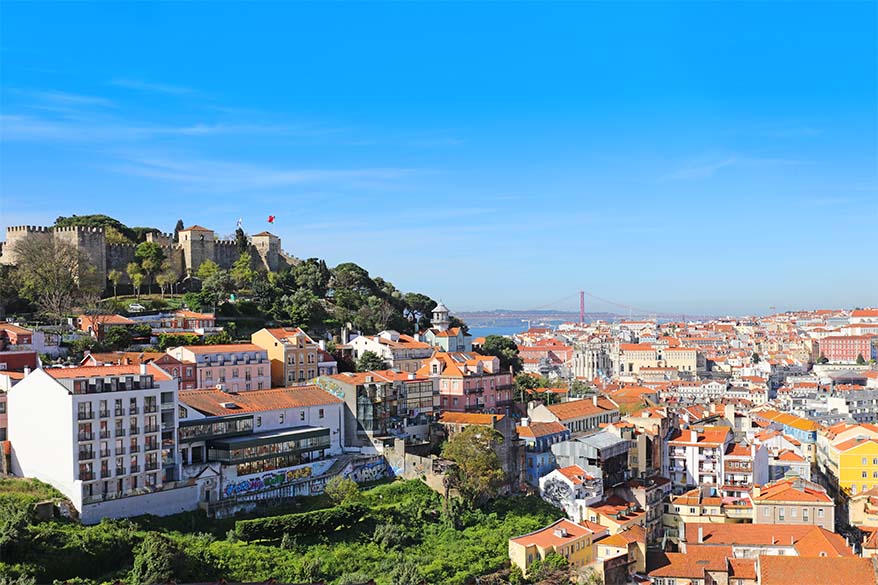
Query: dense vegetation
2,215,461,342
0,479,561,585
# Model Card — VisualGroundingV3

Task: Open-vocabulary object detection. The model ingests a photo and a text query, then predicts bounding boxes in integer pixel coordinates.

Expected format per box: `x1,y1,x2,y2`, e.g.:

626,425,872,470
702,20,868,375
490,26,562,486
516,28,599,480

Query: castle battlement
7,225,51,233
215,240,239,247
106,242,138,250
54,226,105,234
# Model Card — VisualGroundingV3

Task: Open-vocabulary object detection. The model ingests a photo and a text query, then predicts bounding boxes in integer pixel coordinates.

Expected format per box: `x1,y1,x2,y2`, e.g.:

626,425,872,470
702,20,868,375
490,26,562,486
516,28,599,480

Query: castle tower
54,226,108,286
251,231,281,271
432,301,451,332
178,225,215,276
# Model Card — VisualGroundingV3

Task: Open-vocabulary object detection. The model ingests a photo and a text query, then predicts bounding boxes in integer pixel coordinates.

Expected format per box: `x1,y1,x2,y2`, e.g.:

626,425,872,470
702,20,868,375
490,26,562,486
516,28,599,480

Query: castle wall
106,243,138,284
214,240,240,270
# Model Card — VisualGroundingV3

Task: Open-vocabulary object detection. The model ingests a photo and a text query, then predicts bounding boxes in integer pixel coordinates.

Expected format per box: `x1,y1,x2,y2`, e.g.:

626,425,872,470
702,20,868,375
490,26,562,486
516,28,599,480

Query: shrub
234,503,367,542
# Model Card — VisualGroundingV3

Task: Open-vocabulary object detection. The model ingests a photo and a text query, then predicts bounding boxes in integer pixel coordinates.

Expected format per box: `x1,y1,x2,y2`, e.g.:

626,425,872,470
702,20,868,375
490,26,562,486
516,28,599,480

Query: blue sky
1,2,876,315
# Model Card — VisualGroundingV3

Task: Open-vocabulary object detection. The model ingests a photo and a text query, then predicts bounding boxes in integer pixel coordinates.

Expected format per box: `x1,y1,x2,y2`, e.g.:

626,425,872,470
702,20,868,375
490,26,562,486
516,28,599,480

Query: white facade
8,364,182,523
539,466,604,524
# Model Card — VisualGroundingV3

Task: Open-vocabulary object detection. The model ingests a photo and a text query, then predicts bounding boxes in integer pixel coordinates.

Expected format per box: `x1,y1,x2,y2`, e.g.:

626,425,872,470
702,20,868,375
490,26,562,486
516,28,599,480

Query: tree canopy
481,335,523,374
356,350,388,372
442,425,507,507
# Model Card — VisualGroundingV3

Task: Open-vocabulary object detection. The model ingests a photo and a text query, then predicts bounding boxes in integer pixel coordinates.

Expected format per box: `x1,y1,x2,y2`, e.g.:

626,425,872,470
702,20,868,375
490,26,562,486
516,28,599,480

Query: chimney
690,429,698,442
592,395,598,406
139,363,147,375
698,526,703,543
318,340,327,351
521,417,530,427
23,366,31,376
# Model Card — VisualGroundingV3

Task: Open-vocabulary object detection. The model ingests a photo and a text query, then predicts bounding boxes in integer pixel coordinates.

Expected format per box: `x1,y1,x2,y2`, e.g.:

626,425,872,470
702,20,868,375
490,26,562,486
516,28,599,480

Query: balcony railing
115,408,125,417
99,449,110,458
78,411,94,421
130,465,141,473
130,445,141,453
116,447,126,455
129,407,140,415
129,427,141,435
116,467,125,476
144,425,160,434
78,432,94,441
99,430,111,439
99,410,109,418
80,471,95,481
144,405,158,414
100,469,111,479
145,443,159,452
115,428,126,437
78,450,94,461
145,461,159,471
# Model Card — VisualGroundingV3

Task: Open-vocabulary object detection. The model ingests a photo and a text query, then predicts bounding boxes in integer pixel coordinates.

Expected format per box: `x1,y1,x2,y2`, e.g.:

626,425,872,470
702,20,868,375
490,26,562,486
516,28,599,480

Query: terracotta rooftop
648,546,732,580
439,412,505,426
754,477,831,504
179,386,342,415
545,396,618,421
556,465,597,486
517,420,567,439
759,555,878,585
684,524,852,557
177,343,265,354
44,363,172,381
510,518,606,549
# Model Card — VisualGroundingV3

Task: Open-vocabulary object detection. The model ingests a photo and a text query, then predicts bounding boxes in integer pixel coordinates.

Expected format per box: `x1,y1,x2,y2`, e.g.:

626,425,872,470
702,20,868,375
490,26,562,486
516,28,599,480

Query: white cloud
660,155,806,182
109,78,194,95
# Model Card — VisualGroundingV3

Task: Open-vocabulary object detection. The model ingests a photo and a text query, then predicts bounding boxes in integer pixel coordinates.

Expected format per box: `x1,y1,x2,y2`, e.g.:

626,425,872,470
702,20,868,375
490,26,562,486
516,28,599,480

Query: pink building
166,344,270,391
819,335,877,363
417,351,513,414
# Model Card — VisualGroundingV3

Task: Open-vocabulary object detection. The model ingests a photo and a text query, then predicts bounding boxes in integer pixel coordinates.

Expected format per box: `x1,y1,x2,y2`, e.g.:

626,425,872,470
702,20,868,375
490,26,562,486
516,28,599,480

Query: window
763,507,770,517
791,508,797,518
863,457,869,465
863,471,868,479
299,411,305,421
0,402,5,414
279,413,285,424
256,416,262,427
779,508,785,521
319,408,325,419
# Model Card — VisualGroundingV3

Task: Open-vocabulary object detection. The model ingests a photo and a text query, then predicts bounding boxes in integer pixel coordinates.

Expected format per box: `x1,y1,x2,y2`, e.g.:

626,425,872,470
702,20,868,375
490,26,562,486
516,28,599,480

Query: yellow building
585,496,647,535
836,437,878,496
508,518,608,574
251,327,319,387
594,525,647,574
849,487,878,529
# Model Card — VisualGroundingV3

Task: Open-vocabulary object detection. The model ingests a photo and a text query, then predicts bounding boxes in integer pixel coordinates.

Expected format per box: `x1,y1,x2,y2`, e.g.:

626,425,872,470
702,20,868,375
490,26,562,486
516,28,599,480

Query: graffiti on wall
343,457,387,483
223,465,313,498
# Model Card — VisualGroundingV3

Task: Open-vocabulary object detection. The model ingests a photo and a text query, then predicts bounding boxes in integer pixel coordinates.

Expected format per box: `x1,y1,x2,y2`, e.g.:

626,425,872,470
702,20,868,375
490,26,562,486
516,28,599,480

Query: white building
177,385,346,504
348,330,434,374
8,364,190,523
539,464,603,524
667,426,734,494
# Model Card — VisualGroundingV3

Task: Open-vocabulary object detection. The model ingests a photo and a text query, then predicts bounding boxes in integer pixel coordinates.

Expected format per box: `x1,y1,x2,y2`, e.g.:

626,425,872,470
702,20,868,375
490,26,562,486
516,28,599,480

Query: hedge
235,503,367,541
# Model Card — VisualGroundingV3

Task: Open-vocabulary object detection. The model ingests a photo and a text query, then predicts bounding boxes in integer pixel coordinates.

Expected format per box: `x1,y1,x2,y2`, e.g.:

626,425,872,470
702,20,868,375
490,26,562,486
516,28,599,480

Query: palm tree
108,269,122,298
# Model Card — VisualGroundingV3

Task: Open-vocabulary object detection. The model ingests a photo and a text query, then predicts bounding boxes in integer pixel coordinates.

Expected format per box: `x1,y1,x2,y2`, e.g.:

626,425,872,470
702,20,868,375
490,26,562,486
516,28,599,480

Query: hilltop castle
0,224,295,288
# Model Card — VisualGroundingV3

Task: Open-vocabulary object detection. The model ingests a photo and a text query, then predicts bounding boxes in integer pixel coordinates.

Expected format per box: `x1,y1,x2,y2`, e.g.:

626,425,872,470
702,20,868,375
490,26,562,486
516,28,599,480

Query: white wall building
8,364,190,523
539,464,604,524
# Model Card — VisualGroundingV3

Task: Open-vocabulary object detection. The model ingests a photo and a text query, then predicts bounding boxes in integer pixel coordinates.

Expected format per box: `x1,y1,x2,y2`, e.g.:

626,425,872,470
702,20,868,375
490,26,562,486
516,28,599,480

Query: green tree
442,425,506,507
527,552,570,583
103,326,133,351
751,352,761,364
234,227,248,253
356,350,387,372
155,261,176,298
12,233,100,323
135,241,166,293
231,252,257,289
449,315,470,335
389,555,422,585
108,269,122,298
200,270,234,309
0,500,31,559
127,263,144,298
324,476,361,505
173,219,185,243
281,289,325,330
204,331,232,345
293,258,332,296
196,259,220,281
817,354,829,364
481,335,523,374
129,533,184,585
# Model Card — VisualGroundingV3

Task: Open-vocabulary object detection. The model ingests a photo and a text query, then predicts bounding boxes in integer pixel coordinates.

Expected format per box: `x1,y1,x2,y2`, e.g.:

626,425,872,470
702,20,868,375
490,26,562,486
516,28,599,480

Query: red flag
267,215,275,224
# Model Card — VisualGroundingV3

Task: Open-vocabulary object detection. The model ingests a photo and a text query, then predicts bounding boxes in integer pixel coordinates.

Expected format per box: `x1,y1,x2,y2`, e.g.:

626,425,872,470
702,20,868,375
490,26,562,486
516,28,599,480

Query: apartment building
167,344,270,391
8,364,187,523
539,464,603,523
528,396,620,437
177,385,344,502
722,442,769,499
508,518,609,574
518,419,570,486
418,351,514,414
251,327,321,387
667,426,733,494
818,335,877,363
752,476,834,530
348,330,433,374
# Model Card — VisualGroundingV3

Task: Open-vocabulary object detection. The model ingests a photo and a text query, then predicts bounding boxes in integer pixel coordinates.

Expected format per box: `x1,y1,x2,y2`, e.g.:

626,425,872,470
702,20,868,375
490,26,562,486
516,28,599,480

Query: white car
128,303,146,312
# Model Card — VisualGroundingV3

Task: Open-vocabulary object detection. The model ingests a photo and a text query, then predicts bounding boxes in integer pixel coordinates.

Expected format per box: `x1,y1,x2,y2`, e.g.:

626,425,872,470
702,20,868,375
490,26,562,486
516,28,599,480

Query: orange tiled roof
557,465,597,485
440,412,504,426
759,555,877,585
545,397,618,421
517,421,567,439
510,518,606,549
0,322,33,334
728,558,757,580
179,386,342,415
648,546,732,579
177,343,264,354
685,524,852,556
44,363,172,381
754,478,831,504
834,436,878,452
181,225,212,231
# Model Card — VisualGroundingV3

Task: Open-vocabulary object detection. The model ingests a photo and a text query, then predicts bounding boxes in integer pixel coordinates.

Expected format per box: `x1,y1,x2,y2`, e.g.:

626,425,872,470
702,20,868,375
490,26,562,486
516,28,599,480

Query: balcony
129,427,141,435
114,408,125,417
130,445,141,453
116,447,126,455
115,428,126,437
495,399,515,408
130,465,141,473
99,410,109,418
129,407,140,415
99,449,110,458
144,405,158,414
78,432,94,441
80,471,95,481
116,467,125,476
145,461,159,471
99,430,111,439
78,450,94,461
464,403,486,412
464,387,484,395
144,425,160,434
78,411,94,421
145,443,159,452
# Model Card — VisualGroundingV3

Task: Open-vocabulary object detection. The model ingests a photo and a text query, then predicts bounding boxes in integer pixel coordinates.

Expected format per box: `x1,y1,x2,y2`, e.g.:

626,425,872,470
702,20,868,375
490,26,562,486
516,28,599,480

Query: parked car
128,303,146,312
